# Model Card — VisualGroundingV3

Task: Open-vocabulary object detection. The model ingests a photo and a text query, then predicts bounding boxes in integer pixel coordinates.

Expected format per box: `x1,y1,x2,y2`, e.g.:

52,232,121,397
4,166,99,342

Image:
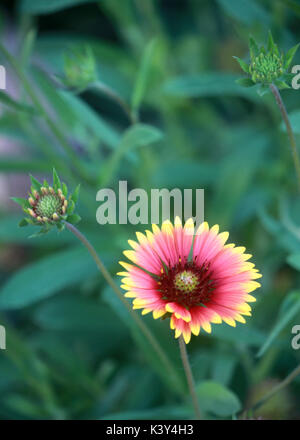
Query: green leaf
29,174,42,191
11,197,27,208
71,184,80,203
267,30,275,51
284,43,300,69
0,91,37,115
19,0,100,15
249,36,259,58
0,246,101,309
58,90,121,149
233,56,249,74
163,73,259,101
52,168,61,190
33,296,124,334
256,290,300,357
67,214,81,225
131,39,157,116
19,218,29,227
196,381,241,417
274,80,290,90
235,78,255,87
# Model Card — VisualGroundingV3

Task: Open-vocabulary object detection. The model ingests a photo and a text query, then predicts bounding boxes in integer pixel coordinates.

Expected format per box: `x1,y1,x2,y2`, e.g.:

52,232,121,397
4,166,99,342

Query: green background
0,0,300,420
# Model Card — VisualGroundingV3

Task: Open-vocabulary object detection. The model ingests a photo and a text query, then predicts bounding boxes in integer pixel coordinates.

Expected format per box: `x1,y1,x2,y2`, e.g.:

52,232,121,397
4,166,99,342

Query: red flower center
158,261,216,309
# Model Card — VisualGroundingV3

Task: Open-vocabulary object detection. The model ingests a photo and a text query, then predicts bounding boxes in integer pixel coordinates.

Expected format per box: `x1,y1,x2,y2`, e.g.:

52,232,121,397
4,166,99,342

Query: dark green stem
178,336,201,419
270,83,300,190
245,363,300,416
63,221,182,392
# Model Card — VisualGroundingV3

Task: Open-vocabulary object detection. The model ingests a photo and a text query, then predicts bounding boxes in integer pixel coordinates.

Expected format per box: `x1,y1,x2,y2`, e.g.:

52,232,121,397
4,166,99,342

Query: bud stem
244,362,300,417
178,335,202,420
269,83,300,191
63,221,183,394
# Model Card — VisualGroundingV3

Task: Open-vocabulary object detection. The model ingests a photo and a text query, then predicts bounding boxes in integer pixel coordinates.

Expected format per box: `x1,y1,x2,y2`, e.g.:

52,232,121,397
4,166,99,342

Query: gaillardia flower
118,218,261,343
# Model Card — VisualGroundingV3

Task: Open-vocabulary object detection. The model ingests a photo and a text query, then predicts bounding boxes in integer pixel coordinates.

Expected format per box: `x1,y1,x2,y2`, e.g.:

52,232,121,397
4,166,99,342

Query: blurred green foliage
0,0,300,420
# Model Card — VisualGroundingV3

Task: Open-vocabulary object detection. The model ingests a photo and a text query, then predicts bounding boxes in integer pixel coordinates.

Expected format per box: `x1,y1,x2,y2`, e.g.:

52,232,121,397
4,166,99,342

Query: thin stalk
270,83,300,190
63,221,182,392
90,81,135,124
0,43,89,182
246,363,300,415
178,336,201,419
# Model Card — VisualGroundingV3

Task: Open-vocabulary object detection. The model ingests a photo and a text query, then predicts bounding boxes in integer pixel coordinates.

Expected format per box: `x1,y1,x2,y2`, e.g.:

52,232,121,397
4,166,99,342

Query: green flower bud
63,46,96,89
234,31,299,93
12,169,81,236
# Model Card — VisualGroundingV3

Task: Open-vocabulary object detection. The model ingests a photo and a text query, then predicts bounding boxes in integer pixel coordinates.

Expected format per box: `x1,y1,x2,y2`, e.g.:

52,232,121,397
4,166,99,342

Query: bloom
118,218,261,343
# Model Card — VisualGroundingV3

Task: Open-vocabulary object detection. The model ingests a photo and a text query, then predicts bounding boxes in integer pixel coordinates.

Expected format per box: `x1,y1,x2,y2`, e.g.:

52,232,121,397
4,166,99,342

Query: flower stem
246,363,300,415
63,221,182,392
269,83,300,191
90,81,136,124
178,335,201,419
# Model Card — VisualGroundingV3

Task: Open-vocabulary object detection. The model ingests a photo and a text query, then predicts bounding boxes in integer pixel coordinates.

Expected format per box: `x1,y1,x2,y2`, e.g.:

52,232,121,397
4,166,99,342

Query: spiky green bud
63,46,96,90
234,31,299,94
12,169,81,237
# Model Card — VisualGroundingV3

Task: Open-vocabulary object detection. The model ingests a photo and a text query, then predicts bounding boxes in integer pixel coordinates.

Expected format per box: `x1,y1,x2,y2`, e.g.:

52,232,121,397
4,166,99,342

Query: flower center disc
36,195,62,218
174,270,198,293
158,262,216,309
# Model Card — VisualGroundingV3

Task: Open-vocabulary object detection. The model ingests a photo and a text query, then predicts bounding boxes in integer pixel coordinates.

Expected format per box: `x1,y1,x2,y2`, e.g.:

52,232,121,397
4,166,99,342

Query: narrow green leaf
71,184,80,203
0,91,37,115
267,30,275,51
67,214,81,225
256,290,300,357
131,39,157,116
284,43,300,69
233,56,249,74
249,36,259,58
29,174,42,191
62,182,68,197
275,80,290,90
236,78,255,87
0,247,102,309
163,73,259,101
19,218,29,227
52,168,61,190
11,197,27,208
